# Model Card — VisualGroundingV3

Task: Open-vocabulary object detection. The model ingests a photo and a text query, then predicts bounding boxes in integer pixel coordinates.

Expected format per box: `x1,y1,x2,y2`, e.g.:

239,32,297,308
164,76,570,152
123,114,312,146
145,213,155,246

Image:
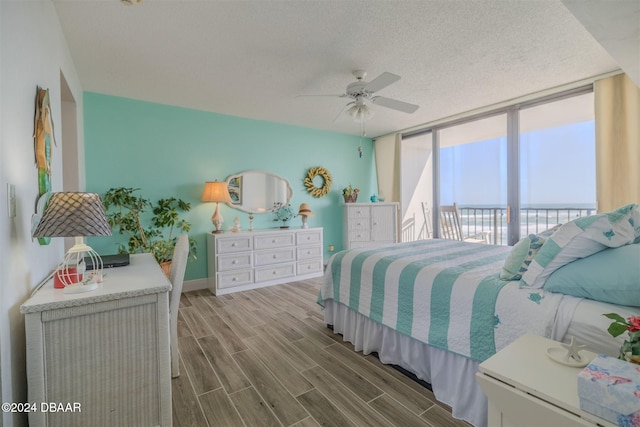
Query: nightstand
476,333,616,427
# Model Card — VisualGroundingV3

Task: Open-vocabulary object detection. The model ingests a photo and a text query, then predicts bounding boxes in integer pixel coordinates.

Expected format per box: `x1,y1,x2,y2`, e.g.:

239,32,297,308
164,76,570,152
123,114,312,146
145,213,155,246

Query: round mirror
225,170,293,214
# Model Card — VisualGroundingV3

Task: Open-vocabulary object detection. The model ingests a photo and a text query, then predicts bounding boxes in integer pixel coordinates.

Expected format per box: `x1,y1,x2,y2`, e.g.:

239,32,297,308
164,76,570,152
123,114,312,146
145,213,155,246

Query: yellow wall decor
304,166,332,198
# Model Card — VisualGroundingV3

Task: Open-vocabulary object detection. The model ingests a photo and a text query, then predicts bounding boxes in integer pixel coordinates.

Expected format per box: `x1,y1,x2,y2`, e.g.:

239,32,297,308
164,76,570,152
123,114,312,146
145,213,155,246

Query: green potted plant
342,184,360,203
102,187,196,275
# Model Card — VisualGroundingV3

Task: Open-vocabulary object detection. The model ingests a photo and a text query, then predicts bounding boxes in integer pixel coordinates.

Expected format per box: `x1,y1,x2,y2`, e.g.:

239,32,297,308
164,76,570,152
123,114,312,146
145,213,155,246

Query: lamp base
63,282,99,294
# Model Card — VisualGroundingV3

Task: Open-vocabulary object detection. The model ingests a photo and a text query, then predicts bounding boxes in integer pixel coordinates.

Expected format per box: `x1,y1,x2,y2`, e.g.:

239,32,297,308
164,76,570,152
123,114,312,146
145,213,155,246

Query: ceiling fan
299,70,419,122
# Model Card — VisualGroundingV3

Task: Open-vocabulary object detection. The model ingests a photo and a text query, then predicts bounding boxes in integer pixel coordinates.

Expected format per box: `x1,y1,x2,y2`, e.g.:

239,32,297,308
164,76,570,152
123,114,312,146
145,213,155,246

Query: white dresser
343,202,399,249
207,227,323,295
20,253,172,427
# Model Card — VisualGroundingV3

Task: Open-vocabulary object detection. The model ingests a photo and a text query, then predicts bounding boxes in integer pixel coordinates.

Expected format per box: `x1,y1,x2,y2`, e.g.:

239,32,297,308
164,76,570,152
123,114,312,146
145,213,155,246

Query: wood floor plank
233,349,309,426
216,306,259,339
369,394,432,427
242,335,314,397
178,335,222,395
290,417,320,427
296,389,357,427
203,313,248,353
199,387,245,427
198,335,252,394
301,366,393,427
185,291,219,316
260,311,305,342
275,312,336,348
177,311,193,339
171,359,209,427
180,305,215,338
174,278,465,426
293,339,383,403
421,404,471,427
324,342,435,415
252,324,317,372
229,387,281,427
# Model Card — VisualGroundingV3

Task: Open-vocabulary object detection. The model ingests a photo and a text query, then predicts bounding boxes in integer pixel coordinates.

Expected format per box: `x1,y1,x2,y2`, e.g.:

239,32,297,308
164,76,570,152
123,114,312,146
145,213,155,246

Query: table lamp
201,181,233,233
32,192,112,293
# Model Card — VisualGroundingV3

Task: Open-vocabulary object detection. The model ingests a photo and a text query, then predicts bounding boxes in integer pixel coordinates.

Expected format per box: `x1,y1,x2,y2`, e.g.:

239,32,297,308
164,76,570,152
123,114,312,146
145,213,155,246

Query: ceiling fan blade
372,96,419,114
364,72,401,93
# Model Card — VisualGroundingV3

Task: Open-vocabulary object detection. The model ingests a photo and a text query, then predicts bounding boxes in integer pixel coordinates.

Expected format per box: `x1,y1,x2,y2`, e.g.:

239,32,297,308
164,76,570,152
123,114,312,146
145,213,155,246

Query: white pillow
520,204,640,288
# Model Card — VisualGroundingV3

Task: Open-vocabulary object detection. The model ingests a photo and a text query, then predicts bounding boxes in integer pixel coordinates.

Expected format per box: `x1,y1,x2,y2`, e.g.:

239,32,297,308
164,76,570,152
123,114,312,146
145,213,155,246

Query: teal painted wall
83,92,377,281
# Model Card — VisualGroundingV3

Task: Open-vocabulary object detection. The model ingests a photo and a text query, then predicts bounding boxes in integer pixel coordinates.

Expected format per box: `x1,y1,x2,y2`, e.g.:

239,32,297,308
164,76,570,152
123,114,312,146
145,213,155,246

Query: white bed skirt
324,300,488,427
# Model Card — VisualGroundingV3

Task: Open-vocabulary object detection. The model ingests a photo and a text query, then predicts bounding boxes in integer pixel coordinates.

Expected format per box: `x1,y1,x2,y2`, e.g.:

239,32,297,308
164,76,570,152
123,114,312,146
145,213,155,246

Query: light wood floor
173,278,470,427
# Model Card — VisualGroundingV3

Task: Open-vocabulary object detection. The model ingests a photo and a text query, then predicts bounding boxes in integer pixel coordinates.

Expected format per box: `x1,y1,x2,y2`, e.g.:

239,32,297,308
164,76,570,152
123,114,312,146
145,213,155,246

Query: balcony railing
457,206,595,245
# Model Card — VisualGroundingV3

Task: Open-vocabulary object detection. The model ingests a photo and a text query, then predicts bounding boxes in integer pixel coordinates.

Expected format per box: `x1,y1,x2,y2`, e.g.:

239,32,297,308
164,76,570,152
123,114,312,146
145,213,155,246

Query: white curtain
595,73,640,212
373,133,401,202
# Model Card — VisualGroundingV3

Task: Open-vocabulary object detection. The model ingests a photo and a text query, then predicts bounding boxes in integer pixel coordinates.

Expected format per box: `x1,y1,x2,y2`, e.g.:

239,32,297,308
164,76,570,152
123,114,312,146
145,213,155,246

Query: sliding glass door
401,87,595,246
439,114,508,244
519,92,596,236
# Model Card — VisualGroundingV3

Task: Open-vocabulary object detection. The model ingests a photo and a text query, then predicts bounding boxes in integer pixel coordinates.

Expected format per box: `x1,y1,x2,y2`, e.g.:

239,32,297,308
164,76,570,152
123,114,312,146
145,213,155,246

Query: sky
439,121,596,208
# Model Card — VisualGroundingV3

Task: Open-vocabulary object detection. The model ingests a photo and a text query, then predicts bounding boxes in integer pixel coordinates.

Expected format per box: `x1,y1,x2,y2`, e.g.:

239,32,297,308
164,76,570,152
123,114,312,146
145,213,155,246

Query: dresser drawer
349,230,371,242
348,206,371,219
217,236,253,253
297,245,322,260
254,263,295,283
254,248,295,266
217,253,252,271
217,270,253,289
297,230,322,245
297,259,323,276
349,217,370,230
254,233,295,250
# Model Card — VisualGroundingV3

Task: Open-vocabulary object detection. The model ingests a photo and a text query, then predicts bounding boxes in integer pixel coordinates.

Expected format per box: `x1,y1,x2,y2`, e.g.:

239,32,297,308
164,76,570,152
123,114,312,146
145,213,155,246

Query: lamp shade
201,181,233,203
33,192,112,238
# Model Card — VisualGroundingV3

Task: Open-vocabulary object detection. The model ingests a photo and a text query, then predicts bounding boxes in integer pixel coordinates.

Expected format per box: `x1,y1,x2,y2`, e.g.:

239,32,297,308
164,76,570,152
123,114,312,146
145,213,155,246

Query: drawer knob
272,239,277,243
272,271,277,275
307,250,312,255
232,277,237,281
231,243,237,247
273,254,277,259
232,260,237,264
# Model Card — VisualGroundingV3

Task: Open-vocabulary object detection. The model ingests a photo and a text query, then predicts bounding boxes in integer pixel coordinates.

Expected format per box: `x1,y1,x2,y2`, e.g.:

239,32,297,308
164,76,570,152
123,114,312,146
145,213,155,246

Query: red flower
627,316,640,332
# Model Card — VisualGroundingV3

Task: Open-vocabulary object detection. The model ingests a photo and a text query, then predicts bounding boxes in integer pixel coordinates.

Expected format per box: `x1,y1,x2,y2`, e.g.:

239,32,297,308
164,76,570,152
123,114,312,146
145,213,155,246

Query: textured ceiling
52,0,621,137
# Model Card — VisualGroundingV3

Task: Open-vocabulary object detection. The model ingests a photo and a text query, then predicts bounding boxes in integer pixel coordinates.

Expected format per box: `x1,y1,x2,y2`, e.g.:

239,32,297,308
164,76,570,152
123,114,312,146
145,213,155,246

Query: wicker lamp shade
33,192,111,238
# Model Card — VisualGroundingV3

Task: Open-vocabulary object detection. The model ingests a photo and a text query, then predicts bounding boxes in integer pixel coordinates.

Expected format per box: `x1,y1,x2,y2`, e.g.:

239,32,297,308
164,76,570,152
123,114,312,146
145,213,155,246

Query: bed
318,205,640,427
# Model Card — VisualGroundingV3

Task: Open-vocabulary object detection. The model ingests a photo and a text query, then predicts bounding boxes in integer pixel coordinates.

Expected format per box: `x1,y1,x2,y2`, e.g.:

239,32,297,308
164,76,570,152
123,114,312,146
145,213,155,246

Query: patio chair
439,203,490,244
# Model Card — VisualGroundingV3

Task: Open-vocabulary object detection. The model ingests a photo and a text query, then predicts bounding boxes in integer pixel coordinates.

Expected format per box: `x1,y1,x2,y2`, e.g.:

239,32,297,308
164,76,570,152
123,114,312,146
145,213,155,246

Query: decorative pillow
500,234,545,281
520,204,640,288
537,223,562,238
544,244,640,306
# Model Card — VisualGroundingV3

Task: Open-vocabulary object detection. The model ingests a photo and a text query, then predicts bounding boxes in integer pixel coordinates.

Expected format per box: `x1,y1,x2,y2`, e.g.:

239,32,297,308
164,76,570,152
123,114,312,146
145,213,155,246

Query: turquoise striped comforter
318,239,564,361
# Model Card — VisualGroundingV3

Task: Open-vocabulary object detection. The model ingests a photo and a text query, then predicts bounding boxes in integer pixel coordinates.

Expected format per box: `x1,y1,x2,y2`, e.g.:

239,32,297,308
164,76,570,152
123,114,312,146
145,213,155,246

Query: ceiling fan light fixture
347,103,374,122
121,0,142,6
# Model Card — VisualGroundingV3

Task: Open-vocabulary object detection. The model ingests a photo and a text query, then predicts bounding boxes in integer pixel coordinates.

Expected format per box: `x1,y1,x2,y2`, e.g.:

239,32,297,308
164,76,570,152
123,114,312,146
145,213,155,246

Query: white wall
0,2,83,426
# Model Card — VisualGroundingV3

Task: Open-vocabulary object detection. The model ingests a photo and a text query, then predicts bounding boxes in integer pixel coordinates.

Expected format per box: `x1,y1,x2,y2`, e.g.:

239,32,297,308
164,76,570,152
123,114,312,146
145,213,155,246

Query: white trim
182,278,211,293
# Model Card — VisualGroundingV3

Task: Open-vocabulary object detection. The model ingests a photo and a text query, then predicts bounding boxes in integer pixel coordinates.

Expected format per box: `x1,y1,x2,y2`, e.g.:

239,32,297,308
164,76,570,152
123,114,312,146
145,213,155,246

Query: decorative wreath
304,166,332,198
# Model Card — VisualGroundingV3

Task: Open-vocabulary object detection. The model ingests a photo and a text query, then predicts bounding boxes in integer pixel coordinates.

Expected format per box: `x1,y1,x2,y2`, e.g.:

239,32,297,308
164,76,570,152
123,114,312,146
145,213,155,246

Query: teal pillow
521,204,640,288
500,234,545,281
544,244,640,306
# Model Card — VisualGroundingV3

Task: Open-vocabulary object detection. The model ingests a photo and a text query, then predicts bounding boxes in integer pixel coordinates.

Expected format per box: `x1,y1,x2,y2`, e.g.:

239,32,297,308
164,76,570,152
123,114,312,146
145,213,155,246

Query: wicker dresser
20,253,172,427
207,227,324,295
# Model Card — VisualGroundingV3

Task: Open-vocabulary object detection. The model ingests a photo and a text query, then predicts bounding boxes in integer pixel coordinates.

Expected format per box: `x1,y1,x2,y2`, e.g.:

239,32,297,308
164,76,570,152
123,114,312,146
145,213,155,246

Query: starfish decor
561,337,587,362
